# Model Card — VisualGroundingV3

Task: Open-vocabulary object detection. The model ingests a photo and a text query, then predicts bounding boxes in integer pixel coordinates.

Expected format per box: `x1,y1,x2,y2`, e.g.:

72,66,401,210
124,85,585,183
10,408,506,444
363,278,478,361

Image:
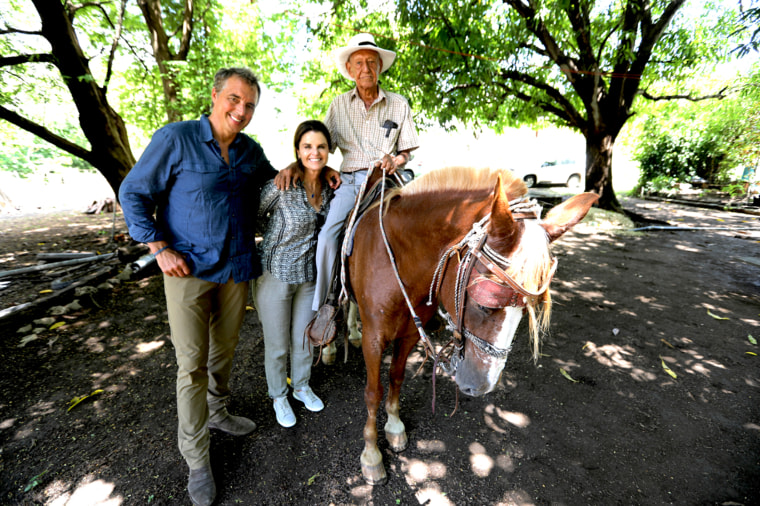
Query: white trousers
254,270,316,398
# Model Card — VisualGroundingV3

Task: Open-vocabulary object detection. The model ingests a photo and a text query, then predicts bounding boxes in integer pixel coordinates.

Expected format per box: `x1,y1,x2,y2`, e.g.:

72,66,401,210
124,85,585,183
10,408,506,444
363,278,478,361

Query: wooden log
37,252,98,261
0,264,118,322
0,253,116,279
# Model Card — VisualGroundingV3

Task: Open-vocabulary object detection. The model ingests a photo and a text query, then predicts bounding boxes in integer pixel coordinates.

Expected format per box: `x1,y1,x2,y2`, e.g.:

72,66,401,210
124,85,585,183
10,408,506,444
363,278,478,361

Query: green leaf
706,309,729,320
67,389,104,412
559,368,579,383
748,335,757,345
659,356,677,379
24,470,48,492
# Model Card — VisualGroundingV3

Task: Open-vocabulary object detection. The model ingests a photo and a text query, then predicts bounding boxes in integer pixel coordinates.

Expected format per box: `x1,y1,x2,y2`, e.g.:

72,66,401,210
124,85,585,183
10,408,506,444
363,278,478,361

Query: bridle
426,198,557,374
341,168,558,410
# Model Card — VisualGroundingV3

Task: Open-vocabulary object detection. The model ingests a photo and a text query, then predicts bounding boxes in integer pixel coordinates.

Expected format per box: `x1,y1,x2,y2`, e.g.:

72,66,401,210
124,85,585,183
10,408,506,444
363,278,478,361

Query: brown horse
347,166,598,484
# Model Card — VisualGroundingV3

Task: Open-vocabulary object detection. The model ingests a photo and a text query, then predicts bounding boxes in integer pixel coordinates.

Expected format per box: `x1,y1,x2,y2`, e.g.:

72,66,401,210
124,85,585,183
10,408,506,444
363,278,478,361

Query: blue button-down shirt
119,115,278,283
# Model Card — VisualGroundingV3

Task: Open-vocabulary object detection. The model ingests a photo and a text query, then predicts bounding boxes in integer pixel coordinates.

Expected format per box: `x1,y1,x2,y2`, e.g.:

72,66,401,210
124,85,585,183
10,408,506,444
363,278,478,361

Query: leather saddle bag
305,304,338,348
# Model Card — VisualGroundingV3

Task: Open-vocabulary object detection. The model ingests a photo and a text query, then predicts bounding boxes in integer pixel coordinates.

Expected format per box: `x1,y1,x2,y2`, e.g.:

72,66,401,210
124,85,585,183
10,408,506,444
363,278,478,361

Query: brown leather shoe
188,463,216,506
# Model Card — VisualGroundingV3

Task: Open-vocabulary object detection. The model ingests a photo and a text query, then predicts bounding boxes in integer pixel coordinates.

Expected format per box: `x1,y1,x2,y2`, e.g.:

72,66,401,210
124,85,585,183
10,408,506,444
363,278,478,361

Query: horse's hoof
386,430,408,453
348,336,362,348
361,462,387,485
321,346,336,366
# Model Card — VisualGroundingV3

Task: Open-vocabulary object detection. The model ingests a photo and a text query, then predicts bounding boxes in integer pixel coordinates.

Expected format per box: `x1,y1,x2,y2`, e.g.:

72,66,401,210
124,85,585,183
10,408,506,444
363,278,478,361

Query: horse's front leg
384,334,417,453
361,337,386,485
347,302,362,348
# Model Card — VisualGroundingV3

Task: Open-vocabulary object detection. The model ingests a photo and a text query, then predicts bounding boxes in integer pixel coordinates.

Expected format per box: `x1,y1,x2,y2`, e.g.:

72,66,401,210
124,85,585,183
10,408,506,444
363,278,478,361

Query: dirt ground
0,196,758,506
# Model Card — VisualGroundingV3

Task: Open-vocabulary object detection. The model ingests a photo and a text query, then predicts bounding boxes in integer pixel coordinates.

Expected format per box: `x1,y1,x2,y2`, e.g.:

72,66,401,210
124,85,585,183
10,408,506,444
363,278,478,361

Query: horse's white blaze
482,306,524,387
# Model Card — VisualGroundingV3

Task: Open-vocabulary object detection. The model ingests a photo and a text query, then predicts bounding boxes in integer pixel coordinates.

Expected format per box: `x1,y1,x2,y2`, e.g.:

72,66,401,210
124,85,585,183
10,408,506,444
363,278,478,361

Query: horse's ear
541,193,599,242
487,175,520,250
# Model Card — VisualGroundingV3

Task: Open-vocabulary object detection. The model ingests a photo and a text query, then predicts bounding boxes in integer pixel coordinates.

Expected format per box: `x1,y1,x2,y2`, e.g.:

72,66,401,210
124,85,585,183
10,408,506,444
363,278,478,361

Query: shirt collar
349,85,386,104
200,114,245,147
199,115,215,144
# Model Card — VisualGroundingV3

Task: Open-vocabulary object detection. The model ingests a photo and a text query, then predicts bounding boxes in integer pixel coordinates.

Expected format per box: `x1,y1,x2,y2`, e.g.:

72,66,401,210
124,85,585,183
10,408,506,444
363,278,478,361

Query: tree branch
497,68,585,127
0,54,56,67
176,0,194,60
567,0,595,68
503,0,582,86
104,0,128,90
0,27,42,36
639,87,728,102
0,105,92,161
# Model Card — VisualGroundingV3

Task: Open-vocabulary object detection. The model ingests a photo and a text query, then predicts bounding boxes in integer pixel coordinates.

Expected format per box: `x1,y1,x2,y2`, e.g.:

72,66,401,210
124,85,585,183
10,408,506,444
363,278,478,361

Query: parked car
511,159,584,188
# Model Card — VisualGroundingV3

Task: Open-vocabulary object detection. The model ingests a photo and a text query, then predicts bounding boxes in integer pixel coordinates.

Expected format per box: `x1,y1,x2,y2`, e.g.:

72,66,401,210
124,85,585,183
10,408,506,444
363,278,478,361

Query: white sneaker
273,396,296,427
292,386,324,412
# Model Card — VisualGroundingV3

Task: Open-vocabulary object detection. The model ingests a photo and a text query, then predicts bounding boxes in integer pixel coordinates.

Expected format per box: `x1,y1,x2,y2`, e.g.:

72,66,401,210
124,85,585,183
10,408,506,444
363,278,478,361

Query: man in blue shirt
119,67,276,506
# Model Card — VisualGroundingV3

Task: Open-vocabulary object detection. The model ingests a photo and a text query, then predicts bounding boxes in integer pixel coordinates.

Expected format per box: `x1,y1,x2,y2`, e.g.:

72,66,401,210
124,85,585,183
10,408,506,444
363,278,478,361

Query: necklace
303,182,319,199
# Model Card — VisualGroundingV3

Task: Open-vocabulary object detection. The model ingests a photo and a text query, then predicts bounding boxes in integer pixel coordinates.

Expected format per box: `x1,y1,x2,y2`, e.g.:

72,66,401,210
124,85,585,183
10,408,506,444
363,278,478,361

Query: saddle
305,169,414,349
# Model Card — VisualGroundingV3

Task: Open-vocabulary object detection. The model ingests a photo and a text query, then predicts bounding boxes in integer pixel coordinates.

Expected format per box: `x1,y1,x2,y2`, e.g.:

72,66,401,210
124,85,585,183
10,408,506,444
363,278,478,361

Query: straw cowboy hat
333,33,396,81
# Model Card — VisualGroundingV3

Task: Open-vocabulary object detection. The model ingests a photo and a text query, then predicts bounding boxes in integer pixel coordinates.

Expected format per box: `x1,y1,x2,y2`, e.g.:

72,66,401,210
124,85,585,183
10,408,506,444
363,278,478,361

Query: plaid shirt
324,86,419,172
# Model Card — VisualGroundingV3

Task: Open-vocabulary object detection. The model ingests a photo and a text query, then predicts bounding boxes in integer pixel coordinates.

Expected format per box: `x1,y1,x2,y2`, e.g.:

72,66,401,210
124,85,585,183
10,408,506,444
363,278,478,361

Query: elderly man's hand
275,162,300,190
374,153,398,176
325,167,341,189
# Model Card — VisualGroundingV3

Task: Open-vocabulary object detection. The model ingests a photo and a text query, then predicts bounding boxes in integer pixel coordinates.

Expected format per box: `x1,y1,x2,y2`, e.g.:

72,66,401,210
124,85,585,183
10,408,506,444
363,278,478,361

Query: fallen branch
0,264,117,321
0,253,116,279
631,226,758,232
36,252,98,261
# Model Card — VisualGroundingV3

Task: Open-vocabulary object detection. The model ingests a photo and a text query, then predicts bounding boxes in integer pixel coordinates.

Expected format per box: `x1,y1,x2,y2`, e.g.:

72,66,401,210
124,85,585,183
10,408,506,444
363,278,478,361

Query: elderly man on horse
276,33,420,332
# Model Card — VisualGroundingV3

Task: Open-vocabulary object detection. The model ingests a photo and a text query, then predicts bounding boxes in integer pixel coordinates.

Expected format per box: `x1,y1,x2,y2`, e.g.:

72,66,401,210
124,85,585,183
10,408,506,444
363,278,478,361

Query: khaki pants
164,275,249,469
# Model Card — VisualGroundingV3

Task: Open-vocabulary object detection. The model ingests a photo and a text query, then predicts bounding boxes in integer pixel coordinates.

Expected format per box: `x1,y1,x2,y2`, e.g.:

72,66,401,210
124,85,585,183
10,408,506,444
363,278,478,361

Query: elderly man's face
347,49,382,87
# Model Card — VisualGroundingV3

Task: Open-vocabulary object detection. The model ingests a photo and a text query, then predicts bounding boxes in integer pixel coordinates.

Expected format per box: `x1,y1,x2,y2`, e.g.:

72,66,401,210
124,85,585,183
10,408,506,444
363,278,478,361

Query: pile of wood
0,245,151,323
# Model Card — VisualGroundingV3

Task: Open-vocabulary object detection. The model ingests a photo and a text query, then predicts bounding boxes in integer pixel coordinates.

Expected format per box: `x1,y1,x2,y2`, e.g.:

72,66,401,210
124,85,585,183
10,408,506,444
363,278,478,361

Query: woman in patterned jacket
254,120,334,427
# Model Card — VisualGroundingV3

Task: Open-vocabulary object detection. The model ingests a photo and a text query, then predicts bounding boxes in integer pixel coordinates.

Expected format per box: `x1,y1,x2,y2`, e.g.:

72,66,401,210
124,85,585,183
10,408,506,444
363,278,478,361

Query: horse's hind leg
361,336,386,485
384,334,417,453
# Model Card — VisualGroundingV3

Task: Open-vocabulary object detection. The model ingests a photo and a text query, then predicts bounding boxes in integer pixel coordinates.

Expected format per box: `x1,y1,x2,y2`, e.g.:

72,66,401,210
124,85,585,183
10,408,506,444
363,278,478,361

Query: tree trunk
32,0,136,197
585,133,623,214
138,0,194,124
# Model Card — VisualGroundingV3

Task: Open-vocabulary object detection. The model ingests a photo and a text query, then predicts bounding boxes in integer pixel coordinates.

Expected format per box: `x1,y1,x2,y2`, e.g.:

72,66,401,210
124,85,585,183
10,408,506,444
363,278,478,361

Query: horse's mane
400,166,526,198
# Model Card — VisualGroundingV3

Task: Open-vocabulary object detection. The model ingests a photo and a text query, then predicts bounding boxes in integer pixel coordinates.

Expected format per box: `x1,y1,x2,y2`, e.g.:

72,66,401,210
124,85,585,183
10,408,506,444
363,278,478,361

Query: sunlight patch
416,439,446,453
674,244,702,253
349,484,373,499
399,456,447,484
136,340,165,354
47,477,122,506
415,485,455,506
630,367,658,382
469,442,494,477
583,342,634,369
496,488,534,505
485,404,531,428
29,400,56,417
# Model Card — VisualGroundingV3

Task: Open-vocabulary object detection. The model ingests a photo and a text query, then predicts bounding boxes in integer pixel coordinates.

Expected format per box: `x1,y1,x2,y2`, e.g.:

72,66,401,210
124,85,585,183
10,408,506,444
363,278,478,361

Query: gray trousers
312,170,368,311
163,275,248,469
254,270,315,398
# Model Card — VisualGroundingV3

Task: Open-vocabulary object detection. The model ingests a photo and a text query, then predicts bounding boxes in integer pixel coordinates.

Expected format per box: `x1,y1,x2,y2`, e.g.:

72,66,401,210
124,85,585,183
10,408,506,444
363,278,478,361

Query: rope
376,168,437,360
